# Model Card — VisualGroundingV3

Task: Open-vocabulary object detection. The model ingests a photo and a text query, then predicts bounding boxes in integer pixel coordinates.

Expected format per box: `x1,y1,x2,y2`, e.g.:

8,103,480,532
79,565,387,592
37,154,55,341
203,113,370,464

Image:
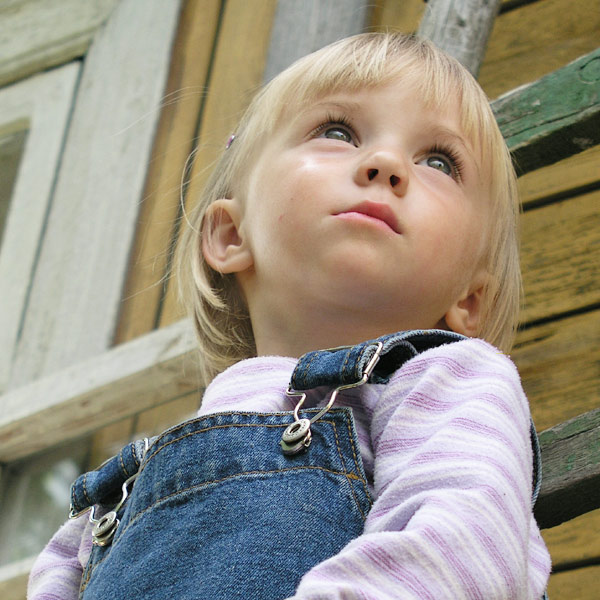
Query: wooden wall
1,0,597,597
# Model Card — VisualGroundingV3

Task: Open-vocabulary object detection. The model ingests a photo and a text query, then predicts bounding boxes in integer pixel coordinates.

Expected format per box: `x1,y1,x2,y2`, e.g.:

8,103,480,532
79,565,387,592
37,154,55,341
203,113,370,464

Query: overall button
282,418,311,444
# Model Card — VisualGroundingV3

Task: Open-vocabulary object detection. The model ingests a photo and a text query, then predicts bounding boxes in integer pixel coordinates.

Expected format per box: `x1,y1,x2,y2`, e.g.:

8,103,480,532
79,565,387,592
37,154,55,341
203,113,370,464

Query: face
228,79,490,352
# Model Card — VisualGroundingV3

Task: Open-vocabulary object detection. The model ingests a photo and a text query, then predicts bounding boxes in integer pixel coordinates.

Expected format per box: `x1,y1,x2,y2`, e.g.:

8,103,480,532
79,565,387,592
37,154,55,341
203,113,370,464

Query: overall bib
69,330,543,600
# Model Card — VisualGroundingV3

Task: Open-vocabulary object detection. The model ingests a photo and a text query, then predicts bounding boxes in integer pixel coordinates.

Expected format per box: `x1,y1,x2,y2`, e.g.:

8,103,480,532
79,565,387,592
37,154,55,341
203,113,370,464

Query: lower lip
334,211,397,234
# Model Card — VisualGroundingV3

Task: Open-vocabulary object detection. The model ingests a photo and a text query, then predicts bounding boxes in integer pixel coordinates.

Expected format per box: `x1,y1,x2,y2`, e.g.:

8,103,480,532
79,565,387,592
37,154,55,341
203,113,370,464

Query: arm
290,339,550,599
27,515,90,600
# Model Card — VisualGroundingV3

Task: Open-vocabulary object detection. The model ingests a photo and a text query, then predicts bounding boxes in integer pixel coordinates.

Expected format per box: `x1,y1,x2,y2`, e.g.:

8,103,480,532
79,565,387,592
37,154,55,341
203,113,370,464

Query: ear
201,199,253,274
443,271,488,337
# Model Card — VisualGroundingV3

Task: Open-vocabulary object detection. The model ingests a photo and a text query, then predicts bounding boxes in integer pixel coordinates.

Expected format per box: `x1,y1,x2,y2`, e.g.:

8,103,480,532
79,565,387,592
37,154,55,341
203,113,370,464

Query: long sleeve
290,339,551,599
27,515,90,600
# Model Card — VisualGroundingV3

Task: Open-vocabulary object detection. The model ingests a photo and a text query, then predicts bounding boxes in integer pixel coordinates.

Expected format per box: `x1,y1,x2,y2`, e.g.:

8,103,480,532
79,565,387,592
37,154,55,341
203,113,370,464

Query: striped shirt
28,338,550,599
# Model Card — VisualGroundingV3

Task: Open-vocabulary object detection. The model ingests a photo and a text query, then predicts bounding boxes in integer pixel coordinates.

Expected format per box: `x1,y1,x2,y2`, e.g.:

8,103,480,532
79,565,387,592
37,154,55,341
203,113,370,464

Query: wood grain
547,564,600,599
535,409,600,528
513,310,600,432
0,0,118,87
480,0,600,99
417,0,501,77
520,190,600,325
262,0,370,83
518,144,600,209
492,48,600,174
369,0,425,33
542,508,600,566
0,319,200,463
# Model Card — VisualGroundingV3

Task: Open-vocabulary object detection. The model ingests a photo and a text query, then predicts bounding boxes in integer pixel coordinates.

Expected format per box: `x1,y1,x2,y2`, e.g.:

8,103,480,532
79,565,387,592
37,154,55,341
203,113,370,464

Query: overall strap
70,439,149,516
291,329,465,390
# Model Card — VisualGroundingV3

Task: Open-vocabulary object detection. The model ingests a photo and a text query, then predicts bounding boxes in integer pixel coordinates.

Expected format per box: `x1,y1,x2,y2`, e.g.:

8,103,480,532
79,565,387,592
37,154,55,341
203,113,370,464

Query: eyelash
309,113,357,144
427,144,465,181
309,114,465,181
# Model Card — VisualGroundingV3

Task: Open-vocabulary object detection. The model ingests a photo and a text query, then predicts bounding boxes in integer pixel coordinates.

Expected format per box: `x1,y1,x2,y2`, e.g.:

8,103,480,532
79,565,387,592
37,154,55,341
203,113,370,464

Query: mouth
334,201,401,234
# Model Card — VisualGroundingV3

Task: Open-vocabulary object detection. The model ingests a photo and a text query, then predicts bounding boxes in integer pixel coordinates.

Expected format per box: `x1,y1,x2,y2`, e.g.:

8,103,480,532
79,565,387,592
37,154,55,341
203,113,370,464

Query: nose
355,149,408,196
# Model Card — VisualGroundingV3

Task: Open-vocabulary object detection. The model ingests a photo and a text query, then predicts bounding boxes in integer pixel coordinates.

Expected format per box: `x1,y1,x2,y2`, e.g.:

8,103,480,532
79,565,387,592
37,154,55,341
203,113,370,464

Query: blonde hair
177,32,521,385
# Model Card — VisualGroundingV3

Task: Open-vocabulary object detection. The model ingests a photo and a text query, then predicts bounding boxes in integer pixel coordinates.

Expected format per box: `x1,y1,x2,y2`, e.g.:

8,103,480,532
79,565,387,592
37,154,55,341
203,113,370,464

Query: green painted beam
535,407,600,529
492,48,600,175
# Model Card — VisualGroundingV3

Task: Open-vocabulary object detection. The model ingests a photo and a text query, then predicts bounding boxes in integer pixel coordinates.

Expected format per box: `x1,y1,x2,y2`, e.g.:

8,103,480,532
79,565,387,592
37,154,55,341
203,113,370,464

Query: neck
249,301,428,358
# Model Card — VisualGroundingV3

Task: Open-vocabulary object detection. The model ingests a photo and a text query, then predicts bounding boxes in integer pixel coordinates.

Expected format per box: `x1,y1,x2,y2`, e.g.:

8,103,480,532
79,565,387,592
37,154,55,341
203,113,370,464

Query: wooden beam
0,319,200,463
518,144,600,209
513,310,600,432
479,0,600,100
520,189,600,325
535,408,600,529
548,565,600,600
262,0,371,83
492,48,600,174
0,0,118,87
417,0,501,76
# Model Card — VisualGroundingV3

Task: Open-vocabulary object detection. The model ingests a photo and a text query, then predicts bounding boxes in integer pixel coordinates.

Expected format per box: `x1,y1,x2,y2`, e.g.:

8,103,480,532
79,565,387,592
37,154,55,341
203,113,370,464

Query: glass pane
0,128,28,248
0,440,89,565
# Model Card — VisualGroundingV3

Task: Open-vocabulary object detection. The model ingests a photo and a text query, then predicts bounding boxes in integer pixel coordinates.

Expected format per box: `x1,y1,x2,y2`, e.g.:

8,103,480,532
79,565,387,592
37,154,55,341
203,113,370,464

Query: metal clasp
90,471,139,546
281,342,383,456
68,437,149,546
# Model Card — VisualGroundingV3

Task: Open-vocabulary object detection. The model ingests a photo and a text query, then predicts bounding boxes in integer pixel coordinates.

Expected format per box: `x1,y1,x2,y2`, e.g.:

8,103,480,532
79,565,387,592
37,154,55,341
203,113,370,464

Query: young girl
29,33,551,599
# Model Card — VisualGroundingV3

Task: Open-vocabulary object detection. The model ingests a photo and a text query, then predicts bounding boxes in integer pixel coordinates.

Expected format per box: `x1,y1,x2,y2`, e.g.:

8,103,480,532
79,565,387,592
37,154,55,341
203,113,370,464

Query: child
29,33,551,599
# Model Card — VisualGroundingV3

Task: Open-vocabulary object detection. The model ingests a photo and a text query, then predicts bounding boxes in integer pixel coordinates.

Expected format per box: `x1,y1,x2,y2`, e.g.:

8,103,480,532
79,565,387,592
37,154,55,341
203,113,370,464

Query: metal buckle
282,342,383,455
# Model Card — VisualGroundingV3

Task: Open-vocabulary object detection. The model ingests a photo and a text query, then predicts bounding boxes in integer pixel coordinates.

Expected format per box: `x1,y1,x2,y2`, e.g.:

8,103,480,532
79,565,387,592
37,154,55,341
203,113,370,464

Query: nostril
367,168,378,181
390,175,400,187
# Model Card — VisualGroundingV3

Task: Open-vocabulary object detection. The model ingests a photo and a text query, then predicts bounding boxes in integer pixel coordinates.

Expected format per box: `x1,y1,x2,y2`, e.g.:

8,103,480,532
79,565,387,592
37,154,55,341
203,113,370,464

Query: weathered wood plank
480,0,600,99
0,63,81,393
0,0,118,87
370,0,519,35
263,0,371,83
0,319,199,463
417,0,501,76
518,144,600,209
535,409,600,529
370,0,425,33
8,0,182,388
547,565,600,599
542,508,600,567
520,190,600,325
492,48,600,174
159,0,278,327
513,310,600,432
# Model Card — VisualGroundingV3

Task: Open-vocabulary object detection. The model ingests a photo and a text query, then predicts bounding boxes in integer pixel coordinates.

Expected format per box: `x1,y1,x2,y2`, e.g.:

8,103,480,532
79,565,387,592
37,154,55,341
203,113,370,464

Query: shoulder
394,336,522,385
378,336,530,425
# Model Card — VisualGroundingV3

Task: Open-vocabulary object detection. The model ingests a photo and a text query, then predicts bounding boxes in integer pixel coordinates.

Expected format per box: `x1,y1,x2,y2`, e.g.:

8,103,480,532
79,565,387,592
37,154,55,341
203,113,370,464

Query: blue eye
320,126,353,143
426,155,452,176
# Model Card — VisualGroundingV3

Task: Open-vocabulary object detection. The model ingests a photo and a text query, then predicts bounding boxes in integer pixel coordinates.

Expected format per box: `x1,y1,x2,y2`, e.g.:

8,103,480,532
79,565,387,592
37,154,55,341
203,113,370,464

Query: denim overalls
69,330,543,599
